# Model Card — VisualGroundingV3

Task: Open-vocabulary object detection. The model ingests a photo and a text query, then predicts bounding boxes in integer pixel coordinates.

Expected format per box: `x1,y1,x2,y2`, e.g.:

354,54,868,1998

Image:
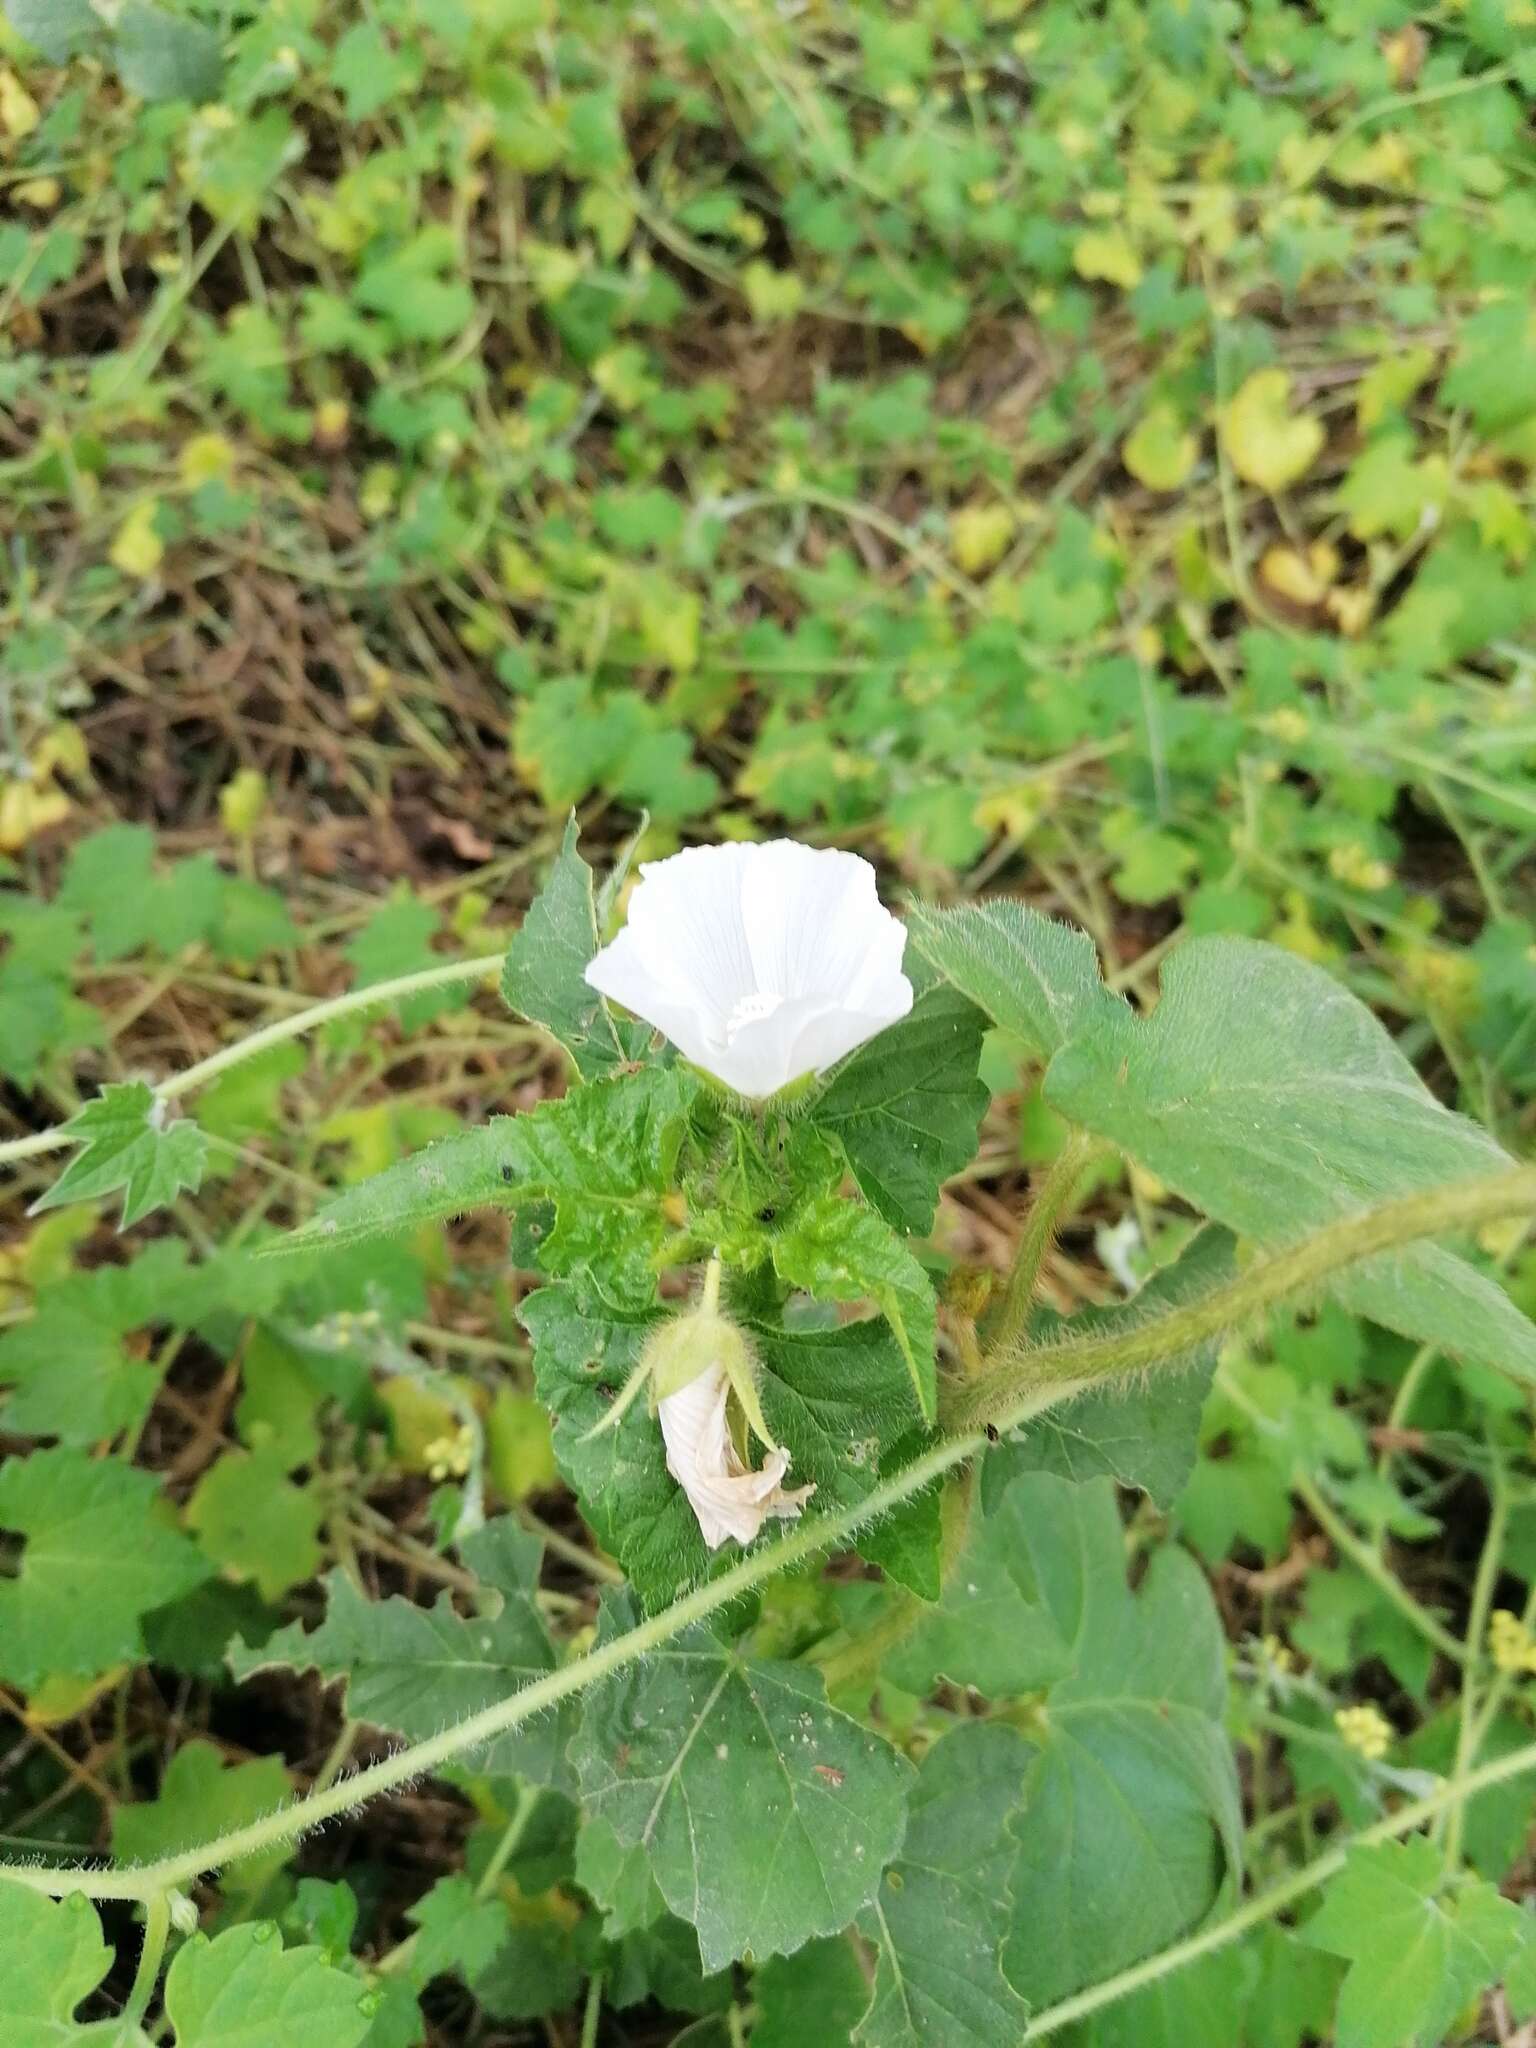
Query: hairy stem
1020,1735,1536,2040
116,1890,171,2041
2,1166,1531,1906
0,953,506,1170
945,1165,1536,1433
987,1132,1099,1357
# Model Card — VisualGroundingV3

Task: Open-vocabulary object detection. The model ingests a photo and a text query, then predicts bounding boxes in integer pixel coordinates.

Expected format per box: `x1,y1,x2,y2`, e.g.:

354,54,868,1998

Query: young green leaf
278,1067,697,1305
1045,937,1536,1384
772,1195,938,1423
1302,1839,1527,2048
855,1722,1032,2048
501,814,650,1075
0,1447,209,1690
185,1448,324,1602
809,984,989,1232
572,1599,912,1971
229,1519,574,1791
162,1923,376,2048
0,1301,158,1445
0,1882,118,2040
113,1740,292,1893
31,1079,208,1229
905,899,1121,1060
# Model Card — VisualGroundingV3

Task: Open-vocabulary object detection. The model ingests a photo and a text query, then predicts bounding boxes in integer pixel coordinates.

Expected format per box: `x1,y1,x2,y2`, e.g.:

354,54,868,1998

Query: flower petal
657,1364,813,1550
584,840,913,1098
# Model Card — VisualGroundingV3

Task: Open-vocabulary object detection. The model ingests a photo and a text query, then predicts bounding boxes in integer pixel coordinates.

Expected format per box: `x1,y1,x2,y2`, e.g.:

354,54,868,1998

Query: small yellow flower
1260,1633,1294,1676
424,1425,475,1483
1489,1609,1536,1676
1334,1704,1393,1762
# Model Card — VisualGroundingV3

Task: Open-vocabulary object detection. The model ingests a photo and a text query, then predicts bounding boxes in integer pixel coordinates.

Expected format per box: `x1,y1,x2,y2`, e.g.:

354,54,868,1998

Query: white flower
656,1362,814,1550
584,839,913,1098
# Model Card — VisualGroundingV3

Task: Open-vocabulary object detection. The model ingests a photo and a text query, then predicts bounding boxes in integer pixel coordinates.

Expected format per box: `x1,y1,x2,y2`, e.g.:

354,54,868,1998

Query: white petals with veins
656,1363,813,1550
584,839,913,1098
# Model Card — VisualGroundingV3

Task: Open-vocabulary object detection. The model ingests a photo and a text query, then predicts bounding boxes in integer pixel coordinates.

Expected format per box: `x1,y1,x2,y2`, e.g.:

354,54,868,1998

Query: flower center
724,990,785,1043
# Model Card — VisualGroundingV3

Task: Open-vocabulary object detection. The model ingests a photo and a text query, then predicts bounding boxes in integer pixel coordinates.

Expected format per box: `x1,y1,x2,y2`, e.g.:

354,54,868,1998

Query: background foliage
1,0,1535,2042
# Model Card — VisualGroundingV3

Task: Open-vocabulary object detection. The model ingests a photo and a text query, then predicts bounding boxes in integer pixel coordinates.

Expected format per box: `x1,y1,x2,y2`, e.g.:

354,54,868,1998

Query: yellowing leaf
0,68,39,138
1357,347,1435,432
0,778,69,854
109,500,165,578
219,767,268,838
950,502,1016,575
179,431,236,487
1260,543,1337,607
1122,405,1198,491
1220,370,1324,493
741,260,806,322
1072,227,1142,290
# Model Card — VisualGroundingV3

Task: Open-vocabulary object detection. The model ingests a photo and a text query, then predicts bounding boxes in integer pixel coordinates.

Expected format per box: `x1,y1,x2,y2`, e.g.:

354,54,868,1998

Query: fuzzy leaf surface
1045,937,1536,1382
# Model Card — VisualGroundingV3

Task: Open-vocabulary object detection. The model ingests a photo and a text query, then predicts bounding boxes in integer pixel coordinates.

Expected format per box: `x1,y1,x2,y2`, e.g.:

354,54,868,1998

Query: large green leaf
500,815,649,1076
0,1301,158,1446
3,0,99,63
0,1447,209,1690
161,1924,376,2048
1045,938,1536,1382
772,1195,938,1422
279,1067,697,1305
992,1475,1242,2008
753,1939,870,2048
572,1600,912,1971
905,899,1121,1060
855,1723,1032,2048
228,1519,573,1790
809,985,989,1232
980,1225,1235,1512
112,4,223,103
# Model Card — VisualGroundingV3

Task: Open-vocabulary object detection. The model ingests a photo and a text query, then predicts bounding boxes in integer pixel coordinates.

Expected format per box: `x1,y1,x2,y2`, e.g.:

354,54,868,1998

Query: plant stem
474,1782,539,1903
0,1426,987,1903
0,953,507,1170
988,1132,1098,1356
1290,1470,1468,1669
1019,1736,1536,2040
944,1165,1536,1433
4,1167,1532,1906
1443,1444,1508,1869
116,1890,171,2042
580,1970,604,2048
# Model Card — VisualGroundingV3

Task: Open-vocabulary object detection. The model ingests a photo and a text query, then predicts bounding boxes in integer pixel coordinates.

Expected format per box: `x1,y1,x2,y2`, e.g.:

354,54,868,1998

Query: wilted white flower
584,839,913,1098
656,1360,813,1550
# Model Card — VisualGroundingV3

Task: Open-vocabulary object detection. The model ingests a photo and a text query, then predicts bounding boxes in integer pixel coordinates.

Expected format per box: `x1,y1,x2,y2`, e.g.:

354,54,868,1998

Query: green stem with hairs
115,1890,171,2042
987,1132,1100,1357
1,1166,1532,1910
944,1165,1536,1433
0,954,506,1170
